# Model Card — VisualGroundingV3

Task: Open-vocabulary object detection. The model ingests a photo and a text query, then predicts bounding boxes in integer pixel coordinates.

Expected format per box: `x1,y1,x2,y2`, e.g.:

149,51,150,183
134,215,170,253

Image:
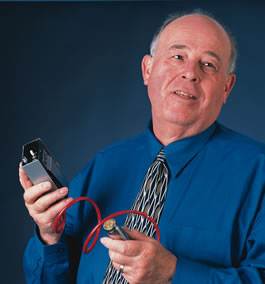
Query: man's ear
141,55,153,86
223,73,236,104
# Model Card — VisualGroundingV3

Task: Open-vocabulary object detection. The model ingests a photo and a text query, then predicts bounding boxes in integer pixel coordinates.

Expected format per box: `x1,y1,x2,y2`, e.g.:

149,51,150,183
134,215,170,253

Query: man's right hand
19,163,73,245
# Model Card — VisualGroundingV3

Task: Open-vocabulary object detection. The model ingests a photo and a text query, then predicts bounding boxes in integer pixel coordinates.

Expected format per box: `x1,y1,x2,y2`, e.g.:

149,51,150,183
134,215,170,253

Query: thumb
123,227,151,241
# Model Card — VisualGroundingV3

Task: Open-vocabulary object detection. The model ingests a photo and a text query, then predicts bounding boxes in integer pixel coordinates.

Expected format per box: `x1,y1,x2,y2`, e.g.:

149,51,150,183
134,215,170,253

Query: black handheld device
21,138,68,190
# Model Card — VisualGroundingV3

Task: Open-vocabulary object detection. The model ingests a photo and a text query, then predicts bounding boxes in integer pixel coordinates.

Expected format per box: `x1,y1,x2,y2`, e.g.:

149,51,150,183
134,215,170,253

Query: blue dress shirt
23,122,265,283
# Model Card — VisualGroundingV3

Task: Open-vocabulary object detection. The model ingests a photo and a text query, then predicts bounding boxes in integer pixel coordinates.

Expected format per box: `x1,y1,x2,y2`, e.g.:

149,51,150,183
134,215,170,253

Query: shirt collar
145,121,216,177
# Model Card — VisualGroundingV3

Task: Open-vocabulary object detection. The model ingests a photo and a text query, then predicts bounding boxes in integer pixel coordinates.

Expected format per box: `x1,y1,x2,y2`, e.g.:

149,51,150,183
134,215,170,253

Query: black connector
22,138,68,190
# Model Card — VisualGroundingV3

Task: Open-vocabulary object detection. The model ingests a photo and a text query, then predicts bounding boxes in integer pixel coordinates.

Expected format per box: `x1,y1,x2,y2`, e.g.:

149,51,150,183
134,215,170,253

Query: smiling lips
173,90,197,100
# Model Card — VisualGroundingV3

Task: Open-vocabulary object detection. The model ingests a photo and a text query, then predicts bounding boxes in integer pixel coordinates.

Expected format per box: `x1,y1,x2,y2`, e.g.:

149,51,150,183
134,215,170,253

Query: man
20,11,265,283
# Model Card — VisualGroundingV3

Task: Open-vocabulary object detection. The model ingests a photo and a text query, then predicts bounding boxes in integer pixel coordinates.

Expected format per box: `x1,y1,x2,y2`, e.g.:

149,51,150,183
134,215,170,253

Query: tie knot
156,148,166,163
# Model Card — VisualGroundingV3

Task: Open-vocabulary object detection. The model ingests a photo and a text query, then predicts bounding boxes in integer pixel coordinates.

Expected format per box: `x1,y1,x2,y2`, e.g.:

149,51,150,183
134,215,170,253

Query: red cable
54,197,160,254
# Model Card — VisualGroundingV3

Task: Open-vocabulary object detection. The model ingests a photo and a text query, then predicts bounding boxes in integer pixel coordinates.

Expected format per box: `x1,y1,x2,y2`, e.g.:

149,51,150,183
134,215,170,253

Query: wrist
37,227,63,245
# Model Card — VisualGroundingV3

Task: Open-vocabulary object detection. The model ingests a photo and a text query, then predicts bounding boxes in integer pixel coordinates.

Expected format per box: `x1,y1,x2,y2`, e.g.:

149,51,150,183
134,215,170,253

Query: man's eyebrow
204,51,221,63
168,45,221,63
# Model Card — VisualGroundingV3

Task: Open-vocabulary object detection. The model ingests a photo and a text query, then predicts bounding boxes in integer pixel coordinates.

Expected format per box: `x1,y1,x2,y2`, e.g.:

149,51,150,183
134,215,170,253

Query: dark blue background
1,1,264,282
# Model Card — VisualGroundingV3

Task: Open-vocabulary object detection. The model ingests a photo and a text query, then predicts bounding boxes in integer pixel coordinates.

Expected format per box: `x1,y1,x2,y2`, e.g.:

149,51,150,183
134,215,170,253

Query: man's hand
19,163,73,245
100,229,177,284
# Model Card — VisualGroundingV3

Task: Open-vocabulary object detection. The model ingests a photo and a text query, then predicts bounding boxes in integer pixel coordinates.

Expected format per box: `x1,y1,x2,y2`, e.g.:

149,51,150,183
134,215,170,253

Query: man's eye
202,62,216,69
172,55,183,60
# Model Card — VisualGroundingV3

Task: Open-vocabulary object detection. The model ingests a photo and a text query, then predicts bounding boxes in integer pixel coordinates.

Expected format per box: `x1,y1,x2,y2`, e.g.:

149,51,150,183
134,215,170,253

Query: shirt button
58,248,64,253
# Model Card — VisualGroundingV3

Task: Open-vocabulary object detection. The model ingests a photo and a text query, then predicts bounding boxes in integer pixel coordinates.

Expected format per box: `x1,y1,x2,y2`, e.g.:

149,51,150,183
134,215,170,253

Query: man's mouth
173,91,197,100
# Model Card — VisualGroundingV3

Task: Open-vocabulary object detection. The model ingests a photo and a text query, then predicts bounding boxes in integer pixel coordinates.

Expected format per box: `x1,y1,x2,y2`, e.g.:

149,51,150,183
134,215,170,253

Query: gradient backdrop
1,1,265,282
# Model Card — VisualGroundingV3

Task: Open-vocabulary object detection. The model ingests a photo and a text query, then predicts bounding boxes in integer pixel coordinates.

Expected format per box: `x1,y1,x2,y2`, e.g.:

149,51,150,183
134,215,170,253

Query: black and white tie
102,148,169,284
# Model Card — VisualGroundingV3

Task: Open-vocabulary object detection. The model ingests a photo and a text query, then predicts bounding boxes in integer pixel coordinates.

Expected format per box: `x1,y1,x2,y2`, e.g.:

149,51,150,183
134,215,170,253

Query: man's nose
180,63,200,83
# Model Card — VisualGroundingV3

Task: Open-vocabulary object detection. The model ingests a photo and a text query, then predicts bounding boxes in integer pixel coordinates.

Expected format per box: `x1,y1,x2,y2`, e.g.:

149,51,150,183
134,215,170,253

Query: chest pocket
159,222,230,267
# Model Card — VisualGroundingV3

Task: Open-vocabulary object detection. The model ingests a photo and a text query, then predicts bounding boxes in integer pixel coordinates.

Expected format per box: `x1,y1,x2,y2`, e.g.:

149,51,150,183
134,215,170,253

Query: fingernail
65,197,73,203
100,238,107,245
59,187,68,194
43,182,51,189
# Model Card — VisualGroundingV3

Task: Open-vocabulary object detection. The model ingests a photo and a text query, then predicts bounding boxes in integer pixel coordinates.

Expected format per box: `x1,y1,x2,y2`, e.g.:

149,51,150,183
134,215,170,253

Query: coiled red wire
54,197,160,254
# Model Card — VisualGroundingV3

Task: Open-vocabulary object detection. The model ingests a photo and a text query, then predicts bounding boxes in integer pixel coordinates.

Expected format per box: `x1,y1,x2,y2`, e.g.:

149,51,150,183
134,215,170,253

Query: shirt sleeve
171,191,265,283
23,230,70,284
172,257,265,283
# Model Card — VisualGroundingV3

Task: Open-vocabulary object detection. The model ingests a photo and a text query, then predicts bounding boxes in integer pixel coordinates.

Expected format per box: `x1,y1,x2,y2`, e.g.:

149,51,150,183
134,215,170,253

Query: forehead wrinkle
169,44,189,51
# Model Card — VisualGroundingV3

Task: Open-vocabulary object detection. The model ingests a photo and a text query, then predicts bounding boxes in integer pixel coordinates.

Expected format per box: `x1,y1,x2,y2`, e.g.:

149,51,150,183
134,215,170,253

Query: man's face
142,15,236,138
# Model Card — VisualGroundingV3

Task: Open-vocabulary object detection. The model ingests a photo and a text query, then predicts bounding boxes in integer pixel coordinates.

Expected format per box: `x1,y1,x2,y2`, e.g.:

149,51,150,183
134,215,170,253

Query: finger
122,228,151,241
100,237,142,256
38,196,73,224
111,261,131,275
35,197,73,239
33,187,69,213
100,237,124,251
19,163,33,190
111,261,120,271
108,249,133,266
111,261,141,284
23,182,53,204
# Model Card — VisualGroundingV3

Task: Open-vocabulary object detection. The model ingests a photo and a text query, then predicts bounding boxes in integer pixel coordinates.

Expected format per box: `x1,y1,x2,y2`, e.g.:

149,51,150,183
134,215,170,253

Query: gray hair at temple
150,10,237,75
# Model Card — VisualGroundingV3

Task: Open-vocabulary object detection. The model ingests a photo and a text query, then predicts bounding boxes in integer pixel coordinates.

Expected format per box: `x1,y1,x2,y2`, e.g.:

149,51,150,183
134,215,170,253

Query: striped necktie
102,148,169,284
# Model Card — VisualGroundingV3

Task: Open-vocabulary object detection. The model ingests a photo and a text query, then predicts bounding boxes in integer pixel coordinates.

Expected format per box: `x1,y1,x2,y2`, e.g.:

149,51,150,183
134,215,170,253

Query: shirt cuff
34,227,69,264
172,256,210,283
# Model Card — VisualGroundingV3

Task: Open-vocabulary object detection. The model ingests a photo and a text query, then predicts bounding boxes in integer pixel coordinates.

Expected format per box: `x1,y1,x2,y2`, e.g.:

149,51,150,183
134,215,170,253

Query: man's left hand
100,228,177,284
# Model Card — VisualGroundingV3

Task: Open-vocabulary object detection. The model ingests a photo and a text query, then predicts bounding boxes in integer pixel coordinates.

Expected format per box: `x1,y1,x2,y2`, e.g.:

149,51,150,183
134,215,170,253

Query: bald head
150,12,237,74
